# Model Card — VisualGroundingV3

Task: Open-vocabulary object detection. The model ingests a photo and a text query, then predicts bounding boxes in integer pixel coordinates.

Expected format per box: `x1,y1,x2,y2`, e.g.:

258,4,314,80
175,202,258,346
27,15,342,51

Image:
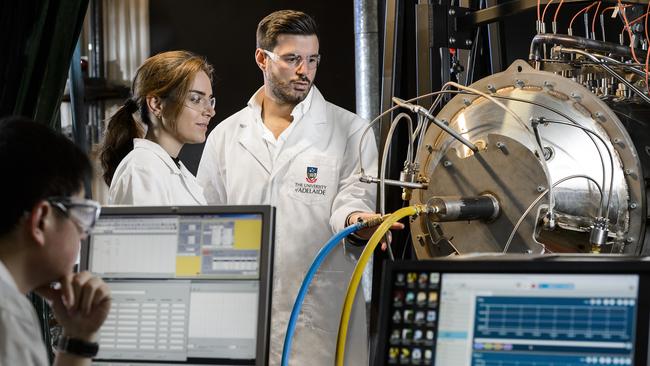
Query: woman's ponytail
99,99,143,186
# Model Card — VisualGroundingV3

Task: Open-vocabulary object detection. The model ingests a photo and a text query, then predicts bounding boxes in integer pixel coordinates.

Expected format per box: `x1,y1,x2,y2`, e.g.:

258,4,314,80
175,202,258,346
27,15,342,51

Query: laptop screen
374,258,648,366
80,205,274,366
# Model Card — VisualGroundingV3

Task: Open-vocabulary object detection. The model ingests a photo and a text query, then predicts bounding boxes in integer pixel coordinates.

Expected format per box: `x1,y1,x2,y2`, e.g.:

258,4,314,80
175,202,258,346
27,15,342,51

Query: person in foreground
101,50,215,205
0,116,111,366
197,10,402,365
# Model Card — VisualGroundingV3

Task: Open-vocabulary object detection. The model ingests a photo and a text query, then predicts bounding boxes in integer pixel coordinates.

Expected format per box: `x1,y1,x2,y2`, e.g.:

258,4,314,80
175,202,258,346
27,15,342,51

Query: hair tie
123,99,139,113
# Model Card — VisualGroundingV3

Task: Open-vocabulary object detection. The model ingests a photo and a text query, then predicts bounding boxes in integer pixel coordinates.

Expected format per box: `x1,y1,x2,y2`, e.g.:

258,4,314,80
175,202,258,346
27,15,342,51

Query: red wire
569,2,597,33
542,0,554,24
591,1,602,36
644,1,650,88
623,13,650,42
600,4,630,23
600,5,618,16
605,4,629,40
553,0,565,23
619,0,642,64
537,0,542,22
628,12,650,27
601,4,629,42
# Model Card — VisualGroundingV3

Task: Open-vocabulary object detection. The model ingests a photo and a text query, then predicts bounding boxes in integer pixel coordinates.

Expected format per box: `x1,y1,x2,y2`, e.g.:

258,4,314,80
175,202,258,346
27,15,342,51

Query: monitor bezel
80,205,275,366
373,257,650,366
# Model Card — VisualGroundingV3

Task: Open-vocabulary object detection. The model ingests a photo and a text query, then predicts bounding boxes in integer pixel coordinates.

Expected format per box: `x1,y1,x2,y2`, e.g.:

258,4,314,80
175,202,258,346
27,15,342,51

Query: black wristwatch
57,336,99,358
345,212,369,246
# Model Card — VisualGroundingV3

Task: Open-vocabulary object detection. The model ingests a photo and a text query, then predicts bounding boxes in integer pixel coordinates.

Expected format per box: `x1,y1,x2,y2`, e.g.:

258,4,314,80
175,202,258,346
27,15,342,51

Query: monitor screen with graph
373,257,650,366
80,205,275,366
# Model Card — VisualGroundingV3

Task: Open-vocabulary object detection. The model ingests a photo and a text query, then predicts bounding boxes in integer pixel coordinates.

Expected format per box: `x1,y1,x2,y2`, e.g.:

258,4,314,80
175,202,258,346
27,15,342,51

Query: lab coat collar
289,86,314,122
238,123,272,175
132,139,205,204
240,90,273,174
133,139,182,174
246,86,264,115
246,86,325,125
0,259,18,291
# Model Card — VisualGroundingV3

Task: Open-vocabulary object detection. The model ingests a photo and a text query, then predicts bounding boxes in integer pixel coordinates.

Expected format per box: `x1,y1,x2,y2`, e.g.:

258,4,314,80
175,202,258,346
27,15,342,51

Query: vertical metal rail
416,1,433,108
485,0,503,74
69,39,88,154
380,0,400,151
69,38,92,199
372,0,400,356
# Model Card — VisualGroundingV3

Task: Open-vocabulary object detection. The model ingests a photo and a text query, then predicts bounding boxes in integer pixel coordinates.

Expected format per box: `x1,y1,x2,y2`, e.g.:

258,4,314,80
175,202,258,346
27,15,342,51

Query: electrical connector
357,214,390,229
589,217,609,250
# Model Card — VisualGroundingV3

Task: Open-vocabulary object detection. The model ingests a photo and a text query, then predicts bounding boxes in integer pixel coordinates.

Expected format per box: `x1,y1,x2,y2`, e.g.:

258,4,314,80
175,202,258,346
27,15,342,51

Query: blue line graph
474,297,635,342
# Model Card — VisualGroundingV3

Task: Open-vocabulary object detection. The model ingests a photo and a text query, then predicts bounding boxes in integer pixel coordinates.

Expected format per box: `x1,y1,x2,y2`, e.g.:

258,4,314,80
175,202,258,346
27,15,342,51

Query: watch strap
57,336,99,358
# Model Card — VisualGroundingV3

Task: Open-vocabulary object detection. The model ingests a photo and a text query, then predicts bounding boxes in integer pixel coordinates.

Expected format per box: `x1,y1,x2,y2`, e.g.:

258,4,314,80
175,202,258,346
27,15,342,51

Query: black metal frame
461,0,650,28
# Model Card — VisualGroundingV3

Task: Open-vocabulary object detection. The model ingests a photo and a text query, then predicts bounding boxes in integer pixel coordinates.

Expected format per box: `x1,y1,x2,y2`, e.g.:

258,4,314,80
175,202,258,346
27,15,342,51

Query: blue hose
281,223,363,366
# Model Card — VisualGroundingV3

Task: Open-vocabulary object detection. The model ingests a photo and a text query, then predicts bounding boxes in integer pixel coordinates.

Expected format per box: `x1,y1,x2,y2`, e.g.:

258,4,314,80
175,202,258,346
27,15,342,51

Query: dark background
150,1,358,173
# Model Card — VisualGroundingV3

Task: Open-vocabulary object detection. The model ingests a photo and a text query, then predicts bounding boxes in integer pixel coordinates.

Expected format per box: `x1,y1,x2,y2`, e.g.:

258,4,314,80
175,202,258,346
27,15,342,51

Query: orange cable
600,4,630,17
644,1,650,93
591,1,602,35
619,0,642,64
600,3,629,34
629,12,650,26
569,2,597,33
553,0,565,23
542,0,554,24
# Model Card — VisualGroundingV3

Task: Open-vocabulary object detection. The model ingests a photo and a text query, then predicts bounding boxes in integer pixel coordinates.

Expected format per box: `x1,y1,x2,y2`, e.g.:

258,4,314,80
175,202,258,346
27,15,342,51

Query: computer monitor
80,205,275,366
373,256,650,366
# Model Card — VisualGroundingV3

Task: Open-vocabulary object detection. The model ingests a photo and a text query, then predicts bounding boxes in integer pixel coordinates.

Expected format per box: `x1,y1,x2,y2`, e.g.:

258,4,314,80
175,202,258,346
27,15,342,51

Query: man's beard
267,72,312,105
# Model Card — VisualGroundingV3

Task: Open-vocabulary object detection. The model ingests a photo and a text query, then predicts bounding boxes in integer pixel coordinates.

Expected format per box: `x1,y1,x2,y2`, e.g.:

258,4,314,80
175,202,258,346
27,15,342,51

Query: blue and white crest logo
306,166,318,183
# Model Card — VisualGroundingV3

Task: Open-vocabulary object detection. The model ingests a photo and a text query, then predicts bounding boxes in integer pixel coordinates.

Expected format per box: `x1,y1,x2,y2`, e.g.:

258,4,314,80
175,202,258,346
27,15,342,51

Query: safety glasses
47,197,101,234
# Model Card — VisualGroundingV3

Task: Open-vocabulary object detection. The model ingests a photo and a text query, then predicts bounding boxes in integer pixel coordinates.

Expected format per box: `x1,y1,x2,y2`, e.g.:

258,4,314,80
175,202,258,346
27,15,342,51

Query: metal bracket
429,4,474,50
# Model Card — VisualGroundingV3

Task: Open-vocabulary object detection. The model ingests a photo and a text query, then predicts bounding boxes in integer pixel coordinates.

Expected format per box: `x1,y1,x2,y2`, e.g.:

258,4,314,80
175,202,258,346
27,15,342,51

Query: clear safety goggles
263,49,321,70
184,91,216,113
48,197,102,234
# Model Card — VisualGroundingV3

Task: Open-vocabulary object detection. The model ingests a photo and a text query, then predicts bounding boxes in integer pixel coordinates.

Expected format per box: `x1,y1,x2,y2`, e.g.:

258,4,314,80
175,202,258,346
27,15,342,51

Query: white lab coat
197,87,378,366
109,138,207,205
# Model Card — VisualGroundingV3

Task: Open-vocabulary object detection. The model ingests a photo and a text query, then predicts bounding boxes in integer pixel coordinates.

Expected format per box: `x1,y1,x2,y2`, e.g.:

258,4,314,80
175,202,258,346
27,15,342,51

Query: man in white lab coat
197,9,395,366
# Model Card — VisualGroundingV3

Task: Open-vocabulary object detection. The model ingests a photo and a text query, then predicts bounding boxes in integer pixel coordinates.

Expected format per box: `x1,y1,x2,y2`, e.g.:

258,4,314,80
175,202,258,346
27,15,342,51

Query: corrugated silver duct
353,0,380,124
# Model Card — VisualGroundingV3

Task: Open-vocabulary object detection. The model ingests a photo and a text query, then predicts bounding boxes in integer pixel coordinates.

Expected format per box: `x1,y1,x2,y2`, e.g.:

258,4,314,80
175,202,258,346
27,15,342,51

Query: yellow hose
335,205,423,366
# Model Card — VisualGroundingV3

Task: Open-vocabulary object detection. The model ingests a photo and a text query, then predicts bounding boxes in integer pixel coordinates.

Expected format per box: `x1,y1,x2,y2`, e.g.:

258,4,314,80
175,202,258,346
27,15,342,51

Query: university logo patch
306,166,318,183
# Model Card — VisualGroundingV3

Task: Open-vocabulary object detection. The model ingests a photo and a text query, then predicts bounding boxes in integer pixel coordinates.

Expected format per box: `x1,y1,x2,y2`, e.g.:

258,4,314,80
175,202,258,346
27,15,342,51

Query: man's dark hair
256,10,319,50
0,116,92,235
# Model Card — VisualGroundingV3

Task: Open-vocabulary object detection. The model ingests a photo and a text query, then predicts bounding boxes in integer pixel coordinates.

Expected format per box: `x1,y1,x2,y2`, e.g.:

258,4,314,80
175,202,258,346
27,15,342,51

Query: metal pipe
529,33,648,61
594,54,647,77
353,0,380,123
392,97,479,152
360,175,428,189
